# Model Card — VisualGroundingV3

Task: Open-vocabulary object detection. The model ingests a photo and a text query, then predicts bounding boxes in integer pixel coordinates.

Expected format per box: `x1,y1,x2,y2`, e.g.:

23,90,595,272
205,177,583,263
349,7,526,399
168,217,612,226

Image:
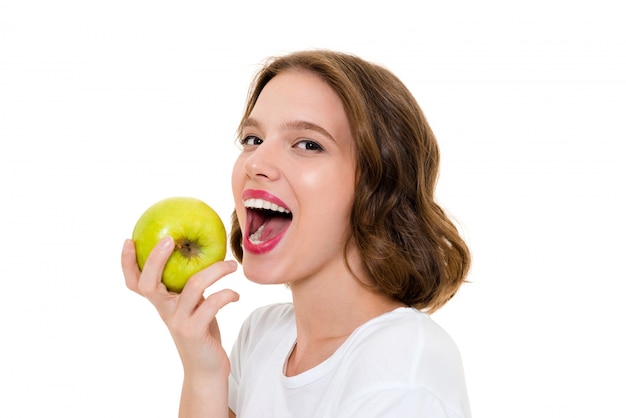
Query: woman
122,49,472,417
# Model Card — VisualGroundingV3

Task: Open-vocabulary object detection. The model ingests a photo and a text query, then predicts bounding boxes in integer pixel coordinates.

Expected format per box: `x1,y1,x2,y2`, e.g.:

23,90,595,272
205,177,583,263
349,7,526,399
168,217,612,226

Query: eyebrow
241,117,336,143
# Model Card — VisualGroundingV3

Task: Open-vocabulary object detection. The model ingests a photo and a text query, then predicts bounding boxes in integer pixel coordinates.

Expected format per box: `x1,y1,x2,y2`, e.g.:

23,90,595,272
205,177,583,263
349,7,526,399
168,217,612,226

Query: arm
122,237,240,418
178,373,231,417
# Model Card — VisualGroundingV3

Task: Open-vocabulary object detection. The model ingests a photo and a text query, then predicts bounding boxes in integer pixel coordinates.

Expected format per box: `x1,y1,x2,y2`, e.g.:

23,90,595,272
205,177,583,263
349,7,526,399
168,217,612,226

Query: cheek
300,164,355,224
231,157,246,221
231,156,245,197
299,157,355,193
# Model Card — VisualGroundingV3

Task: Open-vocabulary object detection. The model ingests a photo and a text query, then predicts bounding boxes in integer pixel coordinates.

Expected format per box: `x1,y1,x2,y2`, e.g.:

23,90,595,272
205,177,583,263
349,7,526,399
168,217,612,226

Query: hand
121,236,240,379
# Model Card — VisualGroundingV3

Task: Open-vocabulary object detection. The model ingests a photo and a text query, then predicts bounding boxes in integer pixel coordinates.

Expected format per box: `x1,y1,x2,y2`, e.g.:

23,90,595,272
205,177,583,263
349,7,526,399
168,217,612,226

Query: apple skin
132,197,227,293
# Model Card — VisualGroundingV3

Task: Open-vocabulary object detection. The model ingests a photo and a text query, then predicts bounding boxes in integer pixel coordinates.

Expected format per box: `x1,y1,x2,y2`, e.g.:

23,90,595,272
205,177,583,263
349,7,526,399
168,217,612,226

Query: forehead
248,70,351,138
243,70,355,151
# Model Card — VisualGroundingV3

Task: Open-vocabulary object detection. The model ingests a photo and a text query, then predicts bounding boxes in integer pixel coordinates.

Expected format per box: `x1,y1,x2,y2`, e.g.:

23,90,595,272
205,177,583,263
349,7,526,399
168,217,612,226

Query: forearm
179,374,230,418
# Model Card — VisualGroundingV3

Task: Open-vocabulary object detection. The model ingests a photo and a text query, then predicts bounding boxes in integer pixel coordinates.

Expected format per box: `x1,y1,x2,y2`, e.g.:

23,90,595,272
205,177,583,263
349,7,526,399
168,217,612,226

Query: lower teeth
249,224,265,244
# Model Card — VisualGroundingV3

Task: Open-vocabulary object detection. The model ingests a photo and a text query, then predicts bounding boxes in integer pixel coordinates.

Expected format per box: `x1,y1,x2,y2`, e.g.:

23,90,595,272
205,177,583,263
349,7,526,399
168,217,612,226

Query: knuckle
125,279,138,292
170,318,197,340
136,278,154,296
204,291,229,309
183,274,204,293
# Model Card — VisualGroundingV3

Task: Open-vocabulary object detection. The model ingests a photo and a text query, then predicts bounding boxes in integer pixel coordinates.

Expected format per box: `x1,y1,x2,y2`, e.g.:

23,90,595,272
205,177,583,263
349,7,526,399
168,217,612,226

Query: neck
290,277,402,339
285,251,405,375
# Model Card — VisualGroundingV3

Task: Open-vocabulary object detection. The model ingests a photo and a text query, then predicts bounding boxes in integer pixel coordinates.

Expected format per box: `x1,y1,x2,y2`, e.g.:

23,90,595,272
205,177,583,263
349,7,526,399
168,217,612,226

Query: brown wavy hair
230,50,470,313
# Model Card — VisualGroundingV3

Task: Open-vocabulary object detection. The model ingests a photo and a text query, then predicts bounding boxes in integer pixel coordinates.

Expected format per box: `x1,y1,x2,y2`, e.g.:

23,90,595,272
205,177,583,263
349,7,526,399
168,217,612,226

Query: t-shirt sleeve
331,309,471,418
227,303,295,414
337,386,468,418
227,305,255,413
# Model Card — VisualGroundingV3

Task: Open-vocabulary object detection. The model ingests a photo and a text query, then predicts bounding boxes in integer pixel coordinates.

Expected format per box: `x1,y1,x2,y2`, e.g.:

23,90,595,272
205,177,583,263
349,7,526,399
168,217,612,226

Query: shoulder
241,302,294,331
335,308,470,416
229,303,295,383
235,303,294,348
246,302,294,323
347,307,462,366
351,308,465,386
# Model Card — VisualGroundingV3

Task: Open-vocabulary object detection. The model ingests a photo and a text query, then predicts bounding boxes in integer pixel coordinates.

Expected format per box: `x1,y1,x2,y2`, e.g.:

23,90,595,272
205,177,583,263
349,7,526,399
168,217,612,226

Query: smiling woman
231,69,357,284
122,49,471,418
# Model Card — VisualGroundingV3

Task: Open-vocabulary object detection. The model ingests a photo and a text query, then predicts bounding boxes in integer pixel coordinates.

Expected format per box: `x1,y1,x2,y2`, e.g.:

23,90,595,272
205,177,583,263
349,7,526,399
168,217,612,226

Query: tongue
253,216,290,242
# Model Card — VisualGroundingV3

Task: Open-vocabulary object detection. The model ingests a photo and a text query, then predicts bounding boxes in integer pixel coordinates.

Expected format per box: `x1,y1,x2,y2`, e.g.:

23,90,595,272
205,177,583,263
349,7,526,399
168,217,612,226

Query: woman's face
231,69,356,285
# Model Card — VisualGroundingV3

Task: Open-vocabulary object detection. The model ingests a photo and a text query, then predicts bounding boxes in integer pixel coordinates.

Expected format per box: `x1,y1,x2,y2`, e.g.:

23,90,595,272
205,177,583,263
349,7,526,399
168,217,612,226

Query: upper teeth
244,198,291,214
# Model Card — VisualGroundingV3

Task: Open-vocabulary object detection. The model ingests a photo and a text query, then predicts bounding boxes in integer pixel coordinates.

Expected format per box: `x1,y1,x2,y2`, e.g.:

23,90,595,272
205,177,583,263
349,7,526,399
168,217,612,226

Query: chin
241,257,287,286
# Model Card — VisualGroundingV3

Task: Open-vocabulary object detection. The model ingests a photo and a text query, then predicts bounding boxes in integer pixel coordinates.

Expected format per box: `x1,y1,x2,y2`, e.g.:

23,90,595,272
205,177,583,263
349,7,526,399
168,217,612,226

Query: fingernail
159,236,173,249
227,260,238,269
122,239,133,253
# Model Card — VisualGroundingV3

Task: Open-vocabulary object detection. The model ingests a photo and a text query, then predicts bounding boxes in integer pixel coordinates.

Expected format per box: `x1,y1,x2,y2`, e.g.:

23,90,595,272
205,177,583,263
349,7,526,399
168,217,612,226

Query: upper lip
241,189,291,214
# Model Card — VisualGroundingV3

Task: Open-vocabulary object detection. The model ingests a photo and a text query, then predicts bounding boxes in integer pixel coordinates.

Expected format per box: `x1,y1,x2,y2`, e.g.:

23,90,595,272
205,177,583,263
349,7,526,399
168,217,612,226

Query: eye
240,135,263,146
295,139,323,152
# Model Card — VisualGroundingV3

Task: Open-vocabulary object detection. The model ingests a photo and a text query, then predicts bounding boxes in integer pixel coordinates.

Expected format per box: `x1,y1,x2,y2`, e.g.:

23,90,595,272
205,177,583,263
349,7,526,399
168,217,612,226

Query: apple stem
175,238,202,258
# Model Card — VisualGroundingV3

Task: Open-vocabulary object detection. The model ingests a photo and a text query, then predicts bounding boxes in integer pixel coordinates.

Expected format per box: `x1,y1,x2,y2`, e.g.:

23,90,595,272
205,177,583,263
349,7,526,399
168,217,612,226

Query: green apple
132,197,227,293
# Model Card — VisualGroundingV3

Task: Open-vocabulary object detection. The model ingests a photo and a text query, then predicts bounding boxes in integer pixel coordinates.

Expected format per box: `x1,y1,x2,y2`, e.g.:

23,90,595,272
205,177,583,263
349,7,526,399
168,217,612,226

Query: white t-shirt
228,303,471,417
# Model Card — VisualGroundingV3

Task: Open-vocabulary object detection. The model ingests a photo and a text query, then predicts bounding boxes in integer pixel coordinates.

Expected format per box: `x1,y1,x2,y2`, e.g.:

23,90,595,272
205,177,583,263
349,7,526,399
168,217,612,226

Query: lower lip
242,229,288,255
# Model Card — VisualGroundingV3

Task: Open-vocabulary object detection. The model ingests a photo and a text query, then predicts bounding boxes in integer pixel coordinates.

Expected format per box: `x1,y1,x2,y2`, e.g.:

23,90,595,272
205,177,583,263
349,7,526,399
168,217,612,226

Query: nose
242,141,280,181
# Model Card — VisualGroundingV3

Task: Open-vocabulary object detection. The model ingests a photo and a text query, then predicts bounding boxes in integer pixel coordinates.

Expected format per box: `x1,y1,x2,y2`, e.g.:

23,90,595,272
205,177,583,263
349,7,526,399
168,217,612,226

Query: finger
176,260,238,317
136,236,175,296
121,239,142,293
194,288,240,323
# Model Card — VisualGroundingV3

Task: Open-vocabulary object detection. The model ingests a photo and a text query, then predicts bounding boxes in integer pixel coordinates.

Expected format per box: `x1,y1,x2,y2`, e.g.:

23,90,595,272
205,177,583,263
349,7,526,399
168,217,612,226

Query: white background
1,0,624,416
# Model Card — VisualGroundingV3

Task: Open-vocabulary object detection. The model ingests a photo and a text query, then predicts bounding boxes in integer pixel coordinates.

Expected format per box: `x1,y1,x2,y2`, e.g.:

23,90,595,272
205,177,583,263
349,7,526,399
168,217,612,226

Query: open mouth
244,198,292,247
